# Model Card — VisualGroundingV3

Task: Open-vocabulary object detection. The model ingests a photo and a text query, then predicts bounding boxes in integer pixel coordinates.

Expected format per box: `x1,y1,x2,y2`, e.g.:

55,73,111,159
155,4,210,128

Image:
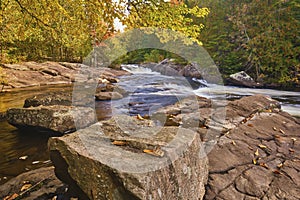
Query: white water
121,64,300,117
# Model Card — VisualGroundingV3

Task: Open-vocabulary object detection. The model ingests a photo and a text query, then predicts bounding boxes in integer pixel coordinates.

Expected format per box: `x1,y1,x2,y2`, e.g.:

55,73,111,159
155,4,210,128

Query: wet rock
0,111,6,121
99,74,119,83
178,63,203,79
141,60,203,80
23,91,95,108
6,105,96,134
152,96,211,126
24,92,72,108
228,71,261,88
96,83,127,95
142,60,182,77
154,94,280,136
95,91,123,101
0,167,65,200
49,115,208,200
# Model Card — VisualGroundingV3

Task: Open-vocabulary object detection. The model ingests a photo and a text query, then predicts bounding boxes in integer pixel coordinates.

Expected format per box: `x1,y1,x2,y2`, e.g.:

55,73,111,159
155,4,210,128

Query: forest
0,0,299,88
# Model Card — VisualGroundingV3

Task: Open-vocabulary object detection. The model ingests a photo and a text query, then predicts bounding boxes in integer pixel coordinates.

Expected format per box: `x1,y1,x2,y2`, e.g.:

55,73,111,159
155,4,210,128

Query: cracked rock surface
154,94,299,200
205,110,300,200
48,115,208,200
6,105,96,134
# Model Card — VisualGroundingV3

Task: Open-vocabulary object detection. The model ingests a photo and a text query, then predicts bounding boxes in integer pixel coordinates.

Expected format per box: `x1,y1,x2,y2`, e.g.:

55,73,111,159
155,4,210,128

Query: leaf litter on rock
254,149,259,156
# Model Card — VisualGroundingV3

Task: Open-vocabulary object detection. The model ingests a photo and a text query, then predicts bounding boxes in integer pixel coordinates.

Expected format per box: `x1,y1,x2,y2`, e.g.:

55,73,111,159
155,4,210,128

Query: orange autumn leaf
112,140,128,146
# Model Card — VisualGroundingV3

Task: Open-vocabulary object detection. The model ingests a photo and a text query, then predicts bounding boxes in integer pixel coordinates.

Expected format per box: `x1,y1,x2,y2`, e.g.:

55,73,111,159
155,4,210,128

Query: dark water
0,85,72,184
0,122,50,184
0,85,114,184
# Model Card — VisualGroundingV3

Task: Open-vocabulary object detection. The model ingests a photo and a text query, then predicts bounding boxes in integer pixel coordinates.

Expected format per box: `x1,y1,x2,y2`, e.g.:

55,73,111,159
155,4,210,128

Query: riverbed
0,65,299,184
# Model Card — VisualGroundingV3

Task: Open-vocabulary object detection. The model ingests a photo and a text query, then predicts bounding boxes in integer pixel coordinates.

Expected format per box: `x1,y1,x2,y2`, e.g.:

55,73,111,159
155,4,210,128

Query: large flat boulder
0,166,88,199
205,109,300,199
6,105,96,134
0,167,65,200
23,91,95,108
156,94,299,200
153,94,280,139
49,115,208,200
24,92,73,108
1,61,130,91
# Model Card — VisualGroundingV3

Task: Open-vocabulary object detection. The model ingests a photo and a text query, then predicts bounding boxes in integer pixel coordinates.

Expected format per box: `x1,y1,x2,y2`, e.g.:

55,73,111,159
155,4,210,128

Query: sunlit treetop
0,0,209,62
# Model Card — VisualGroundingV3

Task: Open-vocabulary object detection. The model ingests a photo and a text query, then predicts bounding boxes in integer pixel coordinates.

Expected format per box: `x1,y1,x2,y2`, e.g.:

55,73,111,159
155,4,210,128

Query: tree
0,0,122,62
0,0,209,63
198,0,300,88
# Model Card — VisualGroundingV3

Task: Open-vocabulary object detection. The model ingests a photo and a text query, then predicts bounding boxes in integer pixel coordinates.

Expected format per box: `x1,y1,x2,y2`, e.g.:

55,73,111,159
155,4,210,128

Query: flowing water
0,65,299,184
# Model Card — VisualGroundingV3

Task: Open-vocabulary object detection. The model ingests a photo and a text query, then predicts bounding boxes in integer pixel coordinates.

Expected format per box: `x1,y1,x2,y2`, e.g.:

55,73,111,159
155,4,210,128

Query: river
0,65,299,184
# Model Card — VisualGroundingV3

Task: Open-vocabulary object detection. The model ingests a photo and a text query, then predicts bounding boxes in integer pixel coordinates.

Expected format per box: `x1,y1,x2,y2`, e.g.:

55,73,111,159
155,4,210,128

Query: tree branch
14,0,51,28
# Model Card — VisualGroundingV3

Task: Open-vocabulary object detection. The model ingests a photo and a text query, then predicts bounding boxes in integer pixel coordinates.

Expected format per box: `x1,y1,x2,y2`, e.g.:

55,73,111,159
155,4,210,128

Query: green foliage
0,0,121,63
124,0,209,45
198,0,300,88
0,0,209,63
115,48,188,64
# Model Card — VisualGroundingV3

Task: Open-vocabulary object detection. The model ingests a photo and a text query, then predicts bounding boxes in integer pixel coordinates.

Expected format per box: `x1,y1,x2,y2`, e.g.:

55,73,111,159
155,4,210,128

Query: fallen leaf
265,109,272,112
258,144,267,149
252,159,257,165
254,149,259,156
260,163,269,169
143,146,164,157
289,148,295,153
273,127,277,131
52,196,58,200
273,169,283,175
279,129,285,134
42,160,52,164
277,163,283,168
112,140,128,146
21,183,32,192
19,156,28,160
136,114,144,120
4,193,19,200
224,131,230,136
247,123,254,127
143,149,153,153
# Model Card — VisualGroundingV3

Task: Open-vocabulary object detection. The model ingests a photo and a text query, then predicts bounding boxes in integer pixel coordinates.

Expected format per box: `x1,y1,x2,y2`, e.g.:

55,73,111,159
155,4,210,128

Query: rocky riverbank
1,94,299,199
0,61,130,123
0,61,129,91
140,59,300,90
0,61,299,199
